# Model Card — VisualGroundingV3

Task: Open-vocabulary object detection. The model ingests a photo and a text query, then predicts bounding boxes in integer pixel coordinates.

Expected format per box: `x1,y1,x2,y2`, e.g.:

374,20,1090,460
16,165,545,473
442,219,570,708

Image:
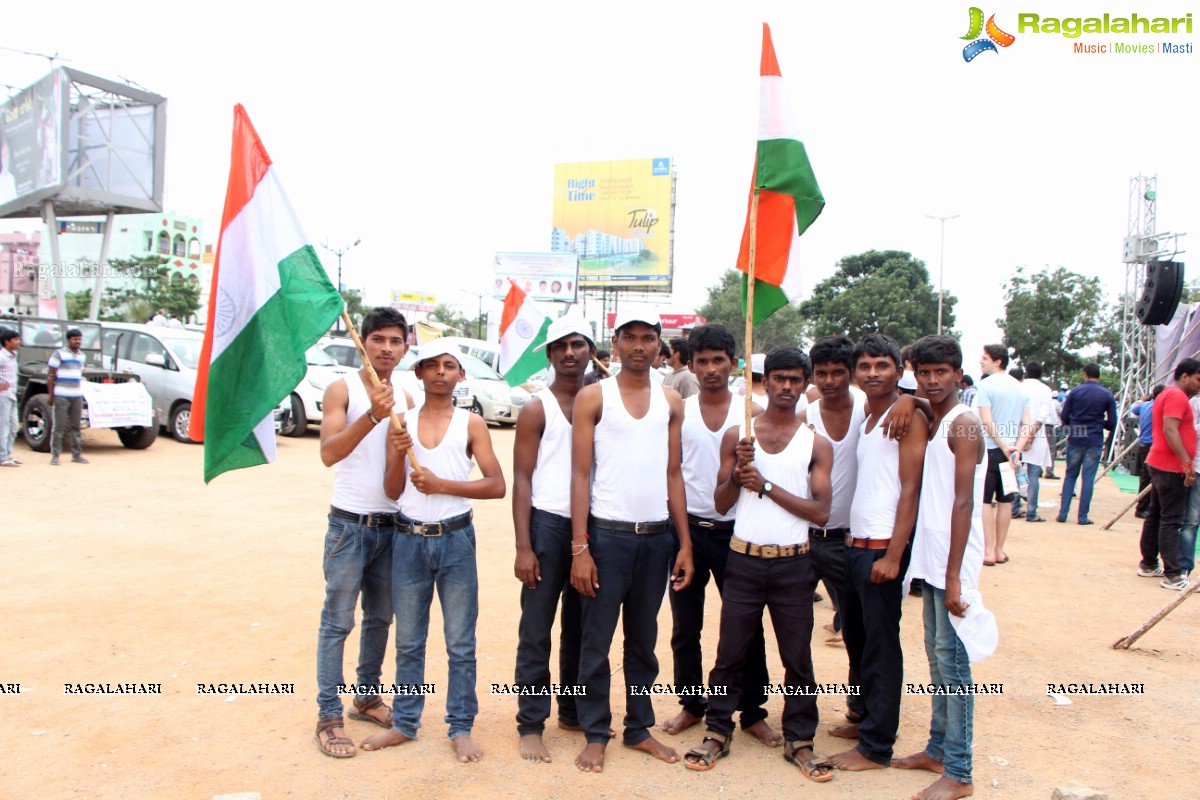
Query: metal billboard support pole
41,200,65,318
88,209,115,320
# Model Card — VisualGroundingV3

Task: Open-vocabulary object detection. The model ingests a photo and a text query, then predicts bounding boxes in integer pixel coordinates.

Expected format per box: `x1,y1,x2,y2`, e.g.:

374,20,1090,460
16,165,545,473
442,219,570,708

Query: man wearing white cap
570,309,693,773
512,316,595,762
363,339,506,763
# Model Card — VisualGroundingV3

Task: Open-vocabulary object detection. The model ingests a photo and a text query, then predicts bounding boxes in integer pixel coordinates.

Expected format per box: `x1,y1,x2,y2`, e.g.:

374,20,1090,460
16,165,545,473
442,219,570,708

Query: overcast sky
3,0,1196,373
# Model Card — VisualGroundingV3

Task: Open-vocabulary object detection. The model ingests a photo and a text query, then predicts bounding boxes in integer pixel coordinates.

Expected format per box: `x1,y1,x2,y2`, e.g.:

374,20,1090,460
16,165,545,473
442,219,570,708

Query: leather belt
330,506,397,528
729,535,809,559
849,537,891,550
396,511,473,537
688,514,735,532
588,516,670,535
809,526,850,539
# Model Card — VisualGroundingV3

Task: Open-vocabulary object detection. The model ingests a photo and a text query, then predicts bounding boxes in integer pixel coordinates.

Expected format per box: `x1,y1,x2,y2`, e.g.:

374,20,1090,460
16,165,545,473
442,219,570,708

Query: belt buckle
760,544,779,559
634,521,649,534
696,519,714,529
416,522,443,537
844,533,853,547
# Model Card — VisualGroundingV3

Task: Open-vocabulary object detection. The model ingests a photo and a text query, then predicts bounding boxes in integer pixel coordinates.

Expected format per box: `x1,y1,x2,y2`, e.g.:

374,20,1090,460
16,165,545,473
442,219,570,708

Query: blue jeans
0,395,17,461
1024,464,1044,521
390,522,479,739
920,583,973,786
315,514,395,720
1058,445,1102,522
1179,481,1200,573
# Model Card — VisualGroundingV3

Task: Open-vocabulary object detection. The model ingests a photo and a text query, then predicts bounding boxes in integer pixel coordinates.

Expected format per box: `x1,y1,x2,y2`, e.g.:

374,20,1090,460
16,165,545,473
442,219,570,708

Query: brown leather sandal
349,697,392,729
315,718,356,758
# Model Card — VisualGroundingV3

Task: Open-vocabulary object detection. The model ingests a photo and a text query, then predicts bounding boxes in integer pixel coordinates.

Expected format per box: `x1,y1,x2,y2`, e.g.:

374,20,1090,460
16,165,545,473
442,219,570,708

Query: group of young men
312,305,987,800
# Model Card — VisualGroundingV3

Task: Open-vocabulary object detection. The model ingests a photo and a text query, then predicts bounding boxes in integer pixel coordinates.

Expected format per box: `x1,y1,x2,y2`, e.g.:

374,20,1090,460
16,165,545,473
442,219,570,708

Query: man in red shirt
1139,358,1200,589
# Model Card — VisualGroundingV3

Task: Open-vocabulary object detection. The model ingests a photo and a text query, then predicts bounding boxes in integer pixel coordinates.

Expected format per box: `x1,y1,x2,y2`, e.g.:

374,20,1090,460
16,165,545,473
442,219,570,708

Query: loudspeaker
1136,261,1185,325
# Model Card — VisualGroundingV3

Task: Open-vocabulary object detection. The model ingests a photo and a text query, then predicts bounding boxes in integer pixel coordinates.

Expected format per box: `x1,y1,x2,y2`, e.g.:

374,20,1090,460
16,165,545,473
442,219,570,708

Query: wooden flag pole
1096,437,1139,482
1102,485,1151,530
591,356,612,377
744,190,761,438
341,310,421,470
1113,578,1200,649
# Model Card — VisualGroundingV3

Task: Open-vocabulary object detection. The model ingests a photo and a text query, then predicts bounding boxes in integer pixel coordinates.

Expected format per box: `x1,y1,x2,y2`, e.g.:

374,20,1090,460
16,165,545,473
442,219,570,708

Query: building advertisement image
551,158,673,291
0,70,63,213
491,252,579,302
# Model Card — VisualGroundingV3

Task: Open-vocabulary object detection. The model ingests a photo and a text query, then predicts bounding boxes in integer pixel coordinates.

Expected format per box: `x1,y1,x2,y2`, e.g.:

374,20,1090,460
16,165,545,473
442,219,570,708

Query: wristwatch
760,481,774,499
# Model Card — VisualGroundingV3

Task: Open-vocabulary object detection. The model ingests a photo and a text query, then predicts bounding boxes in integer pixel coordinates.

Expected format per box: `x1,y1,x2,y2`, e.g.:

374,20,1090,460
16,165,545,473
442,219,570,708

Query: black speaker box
1136,261,1185,325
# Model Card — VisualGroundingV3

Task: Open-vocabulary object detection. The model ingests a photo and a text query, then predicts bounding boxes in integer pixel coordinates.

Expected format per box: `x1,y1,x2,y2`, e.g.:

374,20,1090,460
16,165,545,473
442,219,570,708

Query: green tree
101,256,201,322
696,269,805,354
339,289,366,331
66,289,92,320
997,266,1103,378
431,303,468,335
797,250,955,345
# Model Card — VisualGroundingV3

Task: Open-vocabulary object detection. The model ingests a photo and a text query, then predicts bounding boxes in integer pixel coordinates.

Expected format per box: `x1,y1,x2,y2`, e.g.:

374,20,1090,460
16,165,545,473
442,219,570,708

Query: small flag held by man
190,105,343,482
498,279,552,387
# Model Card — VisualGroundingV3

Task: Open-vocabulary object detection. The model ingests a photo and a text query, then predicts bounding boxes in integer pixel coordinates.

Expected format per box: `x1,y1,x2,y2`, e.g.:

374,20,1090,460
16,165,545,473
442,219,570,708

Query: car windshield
306,345,337,366
160,334,204,369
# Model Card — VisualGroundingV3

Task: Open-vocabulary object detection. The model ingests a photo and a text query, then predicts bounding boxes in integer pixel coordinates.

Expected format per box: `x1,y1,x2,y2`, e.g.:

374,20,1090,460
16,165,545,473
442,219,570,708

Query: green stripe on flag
503,317,552,387
204,244,342,482
756,138,824,236
741,273,790,327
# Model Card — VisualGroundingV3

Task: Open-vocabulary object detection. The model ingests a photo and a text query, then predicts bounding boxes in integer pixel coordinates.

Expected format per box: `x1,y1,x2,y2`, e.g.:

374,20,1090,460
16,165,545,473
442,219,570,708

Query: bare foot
893,751,945,773
743,719,784,747
823,622,836,634
913,776,973,800
625,735,680,763
827,722,860,739
575,742,606,772
661,709,702,736
452,734,484,763
360,729,412,751
519,733,552,763
827,747,885,771
825,633,844,645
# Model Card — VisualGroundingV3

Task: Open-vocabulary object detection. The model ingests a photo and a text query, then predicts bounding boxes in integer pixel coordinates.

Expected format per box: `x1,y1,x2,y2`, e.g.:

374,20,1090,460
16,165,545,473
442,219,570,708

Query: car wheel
470,399,484,417
282,393,308,437
170,401,195,443
22,393,52,453
117,425,158,449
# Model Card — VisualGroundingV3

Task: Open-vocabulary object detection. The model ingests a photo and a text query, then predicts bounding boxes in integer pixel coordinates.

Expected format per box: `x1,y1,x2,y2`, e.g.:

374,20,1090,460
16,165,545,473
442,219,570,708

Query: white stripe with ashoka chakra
209,166,310,363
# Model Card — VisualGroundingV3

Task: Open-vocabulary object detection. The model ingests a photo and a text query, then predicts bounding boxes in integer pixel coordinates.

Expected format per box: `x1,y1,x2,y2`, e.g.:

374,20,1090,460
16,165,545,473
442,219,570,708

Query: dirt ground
2,425,1197,799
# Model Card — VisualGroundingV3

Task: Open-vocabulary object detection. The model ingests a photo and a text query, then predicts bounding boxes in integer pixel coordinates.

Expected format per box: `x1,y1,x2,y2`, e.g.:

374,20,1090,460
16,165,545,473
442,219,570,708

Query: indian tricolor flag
736,23,825,324
498,280,551,387
190,105,342,482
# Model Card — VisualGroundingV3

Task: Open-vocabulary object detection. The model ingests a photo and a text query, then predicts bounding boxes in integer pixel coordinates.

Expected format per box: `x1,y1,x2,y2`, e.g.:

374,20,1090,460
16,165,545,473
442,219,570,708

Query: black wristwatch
759,481,774,499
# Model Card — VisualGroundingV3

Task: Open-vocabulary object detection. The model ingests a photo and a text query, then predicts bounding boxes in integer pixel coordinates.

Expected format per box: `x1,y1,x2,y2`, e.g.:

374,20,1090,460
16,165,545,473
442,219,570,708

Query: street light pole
461,290,487,339
320,238,361,333
925,214,959,335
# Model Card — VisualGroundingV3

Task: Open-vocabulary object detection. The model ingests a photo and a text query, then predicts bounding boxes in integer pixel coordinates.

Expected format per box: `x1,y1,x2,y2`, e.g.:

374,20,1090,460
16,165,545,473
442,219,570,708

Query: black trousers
1140,466,1186,579
809,530,863,717
841,545,909,765
514,509,582,735
668,521,769,726
1135,443,1153,514
706,551,818,743
576,523,674,745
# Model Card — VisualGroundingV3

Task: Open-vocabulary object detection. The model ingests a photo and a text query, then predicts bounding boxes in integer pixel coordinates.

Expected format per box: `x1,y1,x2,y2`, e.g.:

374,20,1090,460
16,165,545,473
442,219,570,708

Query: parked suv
1,316,158,451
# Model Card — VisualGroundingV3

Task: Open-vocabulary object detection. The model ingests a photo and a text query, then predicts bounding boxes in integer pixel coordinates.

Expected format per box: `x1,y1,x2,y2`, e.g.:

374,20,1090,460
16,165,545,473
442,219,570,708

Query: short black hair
809,335,854,371
596,348,611,360
1174,358,1200,380
911,335,963,371
687,324,735,362
960,374,974,387
983,344,1009,369
669,337,690,363
1083,363,1100,379
1009,367,1024,381
851,333,901,370
1025,362,1043,380
659,341,671,359
763,346,810,380
66,328,82,339
361,307,409,340
1152,384,1165,400
0,328,17,345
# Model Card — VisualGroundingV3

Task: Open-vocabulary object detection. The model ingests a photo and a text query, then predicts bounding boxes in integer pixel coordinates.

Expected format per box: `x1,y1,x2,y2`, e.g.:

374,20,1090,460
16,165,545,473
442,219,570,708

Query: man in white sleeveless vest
362,339,506,763
570,309,693,773
662,324,780,747
828,334,927,772
684,347,834,782
894,335,985,800
313,307,414,758
512,316,595,762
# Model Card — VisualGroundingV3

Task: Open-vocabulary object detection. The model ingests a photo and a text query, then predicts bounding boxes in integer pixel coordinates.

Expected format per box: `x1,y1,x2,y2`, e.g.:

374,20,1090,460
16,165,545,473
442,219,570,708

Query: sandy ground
2,425,1197,799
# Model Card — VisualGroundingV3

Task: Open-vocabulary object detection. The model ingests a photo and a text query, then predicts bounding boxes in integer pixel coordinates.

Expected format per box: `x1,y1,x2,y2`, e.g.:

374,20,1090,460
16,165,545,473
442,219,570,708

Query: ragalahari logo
962,7,1016,61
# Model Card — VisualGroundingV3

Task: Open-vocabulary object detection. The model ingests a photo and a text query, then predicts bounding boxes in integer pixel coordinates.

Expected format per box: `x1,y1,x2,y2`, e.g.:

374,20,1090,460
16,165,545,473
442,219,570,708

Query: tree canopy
997,265,1103,378
696,269,804,355
796,250,955,345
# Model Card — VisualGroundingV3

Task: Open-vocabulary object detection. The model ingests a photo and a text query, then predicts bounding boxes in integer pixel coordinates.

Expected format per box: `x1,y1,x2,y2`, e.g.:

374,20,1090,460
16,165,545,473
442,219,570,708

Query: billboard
551,158,673,292
492,252,579,302
0,70,63,210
